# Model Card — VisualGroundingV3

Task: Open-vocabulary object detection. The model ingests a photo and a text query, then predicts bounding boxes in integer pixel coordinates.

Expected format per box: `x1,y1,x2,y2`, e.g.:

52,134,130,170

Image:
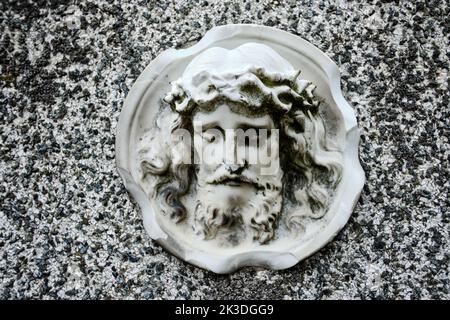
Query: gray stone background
0,0,448,299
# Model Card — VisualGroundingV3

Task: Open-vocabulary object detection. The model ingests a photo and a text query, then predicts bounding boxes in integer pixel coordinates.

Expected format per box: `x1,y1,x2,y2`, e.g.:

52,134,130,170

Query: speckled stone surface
0,0,448,300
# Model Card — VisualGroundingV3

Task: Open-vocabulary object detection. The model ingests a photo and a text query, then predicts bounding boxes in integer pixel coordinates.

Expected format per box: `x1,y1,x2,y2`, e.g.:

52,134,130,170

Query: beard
193,167,283,245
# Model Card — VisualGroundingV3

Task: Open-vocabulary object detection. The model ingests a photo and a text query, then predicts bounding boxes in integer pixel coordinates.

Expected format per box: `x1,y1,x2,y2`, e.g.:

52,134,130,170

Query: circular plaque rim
116,24,366,273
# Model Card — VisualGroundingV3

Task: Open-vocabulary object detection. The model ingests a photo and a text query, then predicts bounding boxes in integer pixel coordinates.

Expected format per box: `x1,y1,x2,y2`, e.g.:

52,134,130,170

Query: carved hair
138,66,342,235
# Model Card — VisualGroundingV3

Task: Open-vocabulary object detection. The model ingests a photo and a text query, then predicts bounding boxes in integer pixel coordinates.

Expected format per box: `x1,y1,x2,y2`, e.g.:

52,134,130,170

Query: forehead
193,103,275,129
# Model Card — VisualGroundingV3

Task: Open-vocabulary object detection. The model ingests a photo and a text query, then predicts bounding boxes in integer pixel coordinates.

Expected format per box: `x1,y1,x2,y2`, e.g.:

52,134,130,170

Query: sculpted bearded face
137,43,343,247
193,103,283,244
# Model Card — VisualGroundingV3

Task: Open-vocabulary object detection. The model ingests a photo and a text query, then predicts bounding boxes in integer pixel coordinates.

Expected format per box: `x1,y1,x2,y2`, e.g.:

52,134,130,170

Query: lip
209,176,264,189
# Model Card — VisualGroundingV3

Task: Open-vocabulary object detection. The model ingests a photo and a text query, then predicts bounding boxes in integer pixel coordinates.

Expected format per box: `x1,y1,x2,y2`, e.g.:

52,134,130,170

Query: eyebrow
201,121,225,134
237,119,274,130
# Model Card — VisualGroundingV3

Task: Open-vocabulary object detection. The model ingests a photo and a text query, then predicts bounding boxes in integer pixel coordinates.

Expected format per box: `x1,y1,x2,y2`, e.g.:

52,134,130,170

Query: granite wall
0,0,448,299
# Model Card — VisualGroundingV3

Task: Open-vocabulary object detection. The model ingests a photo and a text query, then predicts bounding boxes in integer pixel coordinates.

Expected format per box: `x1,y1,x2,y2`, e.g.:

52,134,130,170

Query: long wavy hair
137,67,343,235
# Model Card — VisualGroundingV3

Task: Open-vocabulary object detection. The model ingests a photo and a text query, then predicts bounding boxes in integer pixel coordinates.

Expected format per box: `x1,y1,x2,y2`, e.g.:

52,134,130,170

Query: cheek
204,142,220,155
194,135,225,166
198,163,213,172
245,164,261,175
196,162,218,180
204,142,225,165
254,142,280,162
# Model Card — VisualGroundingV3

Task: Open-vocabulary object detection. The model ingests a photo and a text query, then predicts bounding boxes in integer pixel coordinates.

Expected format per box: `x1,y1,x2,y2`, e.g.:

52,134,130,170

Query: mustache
212,174,258,185
205,165,262,188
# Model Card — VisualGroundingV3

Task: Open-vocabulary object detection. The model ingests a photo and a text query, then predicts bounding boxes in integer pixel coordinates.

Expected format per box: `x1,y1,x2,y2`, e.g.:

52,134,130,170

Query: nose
224,129,250,168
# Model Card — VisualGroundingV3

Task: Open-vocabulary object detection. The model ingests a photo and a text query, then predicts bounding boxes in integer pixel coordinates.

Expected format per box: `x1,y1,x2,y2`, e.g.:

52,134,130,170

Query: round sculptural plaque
116,24,365,273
